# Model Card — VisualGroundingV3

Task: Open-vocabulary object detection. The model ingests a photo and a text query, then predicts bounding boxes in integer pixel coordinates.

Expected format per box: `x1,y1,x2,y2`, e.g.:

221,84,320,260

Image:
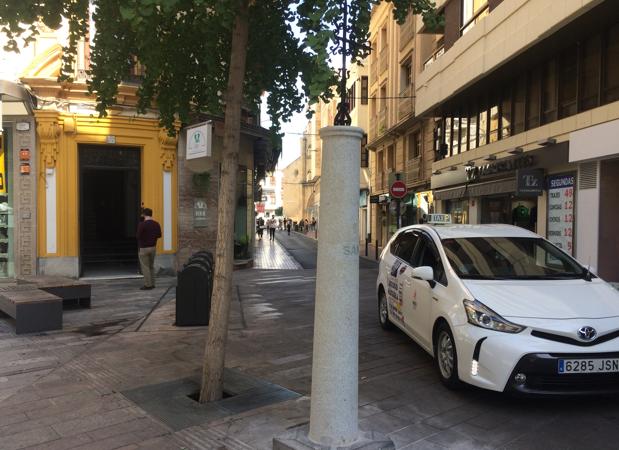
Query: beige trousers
138,247,157,287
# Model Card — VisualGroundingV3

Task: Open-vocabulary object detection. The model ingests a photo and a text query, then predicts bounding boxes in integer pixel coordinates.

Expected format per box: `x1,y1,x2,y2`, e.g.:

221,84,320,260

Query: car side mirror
412,266,435,287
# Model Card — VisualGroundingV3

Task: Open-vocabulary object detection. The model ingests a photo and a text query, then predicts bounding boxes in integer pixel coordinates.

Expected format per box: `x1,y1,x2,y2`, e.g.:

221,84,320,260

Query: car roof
401,224,540,240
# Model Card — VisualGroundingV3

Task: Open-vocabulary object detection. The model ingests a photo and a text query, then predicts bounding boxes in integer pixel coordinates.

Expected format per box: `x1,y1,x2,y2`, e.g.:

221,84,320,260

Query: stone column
308,126,363,446
273,127,393,450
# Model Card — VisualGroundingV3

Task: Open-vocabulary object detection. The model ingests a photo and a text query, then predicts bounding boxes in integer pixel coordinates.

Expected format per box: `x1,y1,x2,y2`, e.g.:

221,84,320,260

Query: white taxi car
377,216,619,395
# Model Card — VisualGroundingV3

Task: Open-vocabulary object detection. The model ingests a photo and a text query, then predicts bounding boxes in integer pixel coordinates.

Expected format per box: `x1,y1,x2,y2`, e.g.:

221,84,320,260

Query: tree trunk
199,0,250,403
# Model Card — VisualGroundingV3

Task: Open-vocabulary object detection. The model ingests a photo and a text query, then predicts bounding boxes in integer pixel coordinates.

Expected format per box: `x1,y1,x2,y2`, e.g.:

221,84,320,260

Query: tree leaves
0,0,440,131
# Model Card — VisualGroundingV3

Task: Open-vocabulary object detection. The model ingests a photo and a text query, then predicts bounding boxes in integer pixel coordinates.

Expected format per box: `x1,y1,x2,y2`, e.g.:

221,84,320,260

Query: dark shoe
140,286,154,290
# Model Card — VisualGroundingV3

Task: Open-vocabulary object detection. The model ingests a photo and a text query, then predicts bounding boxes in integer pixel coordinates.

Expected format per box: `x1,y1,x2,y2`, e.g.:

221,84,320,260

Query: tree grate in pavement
121,368,301,432
175,424,255,450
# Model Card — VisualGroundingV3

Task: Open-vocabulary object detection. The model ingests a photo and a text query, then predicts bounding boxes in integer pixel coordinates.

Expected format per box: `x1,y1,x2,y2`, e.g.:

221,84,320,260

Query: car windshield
441,237,587,280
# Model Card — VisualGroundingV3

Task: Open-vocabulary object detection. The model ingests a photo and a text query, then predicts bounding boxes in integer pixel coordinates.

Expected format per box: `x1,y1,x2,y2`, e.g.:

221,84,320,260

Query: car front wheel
434,323,462,389
378,290,393,330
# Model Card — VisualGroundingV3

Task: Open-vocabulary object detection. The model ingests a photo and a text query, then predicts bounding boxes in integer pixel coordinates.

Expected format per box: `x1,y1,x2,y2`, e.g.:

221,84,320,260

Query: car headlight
463,299,524,333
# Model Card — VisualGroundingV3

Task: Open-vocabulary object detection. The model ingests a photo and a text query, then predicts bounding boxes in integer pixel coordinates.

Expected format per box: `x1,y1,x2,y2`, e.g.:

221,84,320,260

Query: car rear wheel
434,323,462,389
378,290,393,330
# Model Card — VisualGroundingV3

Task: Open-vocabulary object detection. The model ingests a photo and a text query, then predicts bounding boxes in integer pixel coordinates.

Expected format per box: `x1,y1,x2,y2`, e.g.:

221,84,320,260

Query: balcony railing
399,15,414,50
379,48,388,74
377,171,388,192
423,45,445,71
370,116,378,142
370,61,378,85
405,157,422,185
398,84,414,120
378,109,387,135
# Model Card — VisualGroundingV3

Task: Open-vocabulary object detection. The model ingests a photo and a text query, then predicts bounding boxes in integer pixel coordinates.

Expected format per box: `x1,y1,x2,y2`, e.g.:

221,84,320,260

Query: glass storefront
481,194,538,232
0,129,14,278
445,199,469,224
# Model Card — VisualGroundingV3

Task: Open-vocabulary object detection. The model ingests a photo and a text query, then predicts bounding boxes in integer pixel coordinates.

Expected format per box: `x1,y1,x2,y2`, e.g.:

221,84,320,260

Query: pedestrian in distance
268,214,277,241
137,207,161,290
256,216,265,240
286,218,292,236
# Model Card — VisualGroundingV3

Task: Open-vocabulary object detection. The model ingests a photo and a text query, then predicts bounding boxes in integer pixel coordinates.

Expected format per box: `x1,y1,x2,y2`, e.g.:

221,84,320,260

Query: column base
273,425,394,450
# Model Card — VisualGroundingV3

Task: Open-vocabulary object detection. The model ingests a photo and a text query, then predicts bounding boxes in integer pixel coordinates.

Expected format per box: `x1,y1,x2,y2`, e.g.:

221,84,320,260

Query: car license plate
558,358,619,374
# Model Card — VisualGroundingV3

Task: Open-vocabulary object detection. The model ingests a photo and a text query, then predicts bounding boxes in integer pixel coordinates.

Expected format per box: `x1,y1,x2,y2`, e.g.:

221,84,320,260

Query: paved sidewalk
253,237,302,270
2,258,619,449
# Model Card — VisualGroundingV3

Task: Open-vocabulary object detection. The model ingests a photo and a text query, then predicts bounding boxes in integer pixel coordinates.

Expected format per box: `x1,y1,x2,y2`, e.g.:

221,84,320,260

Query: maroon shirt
137,219,162,248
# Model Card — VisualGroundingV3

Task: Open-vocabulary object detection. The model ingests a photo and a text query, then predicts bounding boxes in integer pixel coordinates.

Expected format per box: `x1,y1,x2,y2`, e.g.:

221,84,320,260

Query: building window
500,93,512,139
361,144,369,168
527,68,541,130
445,117,452,156
361,76,369,105
468,113,478,150
387,145,395,170
400,57,413,91
460,117,468,151
348,81,356,111
513,75,526,134
541,60,558,124
558,46,578,118
580,34,601,111
489,104,499,143
408,132,421,159
461,0,489,35
603,23,619,104
434,119,445,158
380,84,387,112
451,118,460,155
478,109,487,146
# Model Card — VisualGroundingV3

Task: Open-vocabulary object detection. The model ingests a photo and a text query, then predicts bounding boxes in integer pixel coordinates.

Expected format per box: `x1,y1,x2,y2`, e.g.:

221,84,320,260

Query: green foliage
0,0,441,131
234,234,251,259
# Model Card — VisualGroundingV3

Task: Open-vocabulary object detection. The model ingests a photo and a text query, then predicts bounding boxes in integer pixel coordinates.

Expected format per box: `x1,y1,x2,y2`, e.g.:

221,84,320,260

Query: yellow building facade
33,109,178,277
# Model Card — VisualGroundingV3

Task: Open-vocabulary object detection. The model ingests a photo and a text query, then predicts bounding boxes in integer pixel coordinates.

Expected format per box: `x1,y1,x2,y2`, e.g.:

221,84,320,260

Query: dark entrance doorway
79,145,141,277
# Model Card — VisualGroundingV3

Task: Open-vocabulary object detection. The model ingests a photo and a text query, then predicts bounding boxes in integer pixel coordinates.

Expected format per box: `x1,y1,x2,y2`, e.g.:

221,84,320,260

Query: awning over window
434,178,516,200
0,81,35,117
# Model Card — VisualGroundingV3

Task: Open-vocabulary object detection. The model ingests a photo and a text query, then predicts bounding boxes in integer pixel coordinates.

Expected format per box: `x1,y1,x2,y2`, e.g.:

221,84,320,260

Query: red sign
390,180,407,199
256,202,265,213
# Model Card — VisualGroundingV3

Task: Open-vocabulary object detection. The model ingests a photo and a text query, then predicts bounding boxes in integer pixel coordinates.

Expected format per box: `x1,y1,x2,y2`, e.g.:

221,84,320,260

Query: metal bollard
375,240,379,260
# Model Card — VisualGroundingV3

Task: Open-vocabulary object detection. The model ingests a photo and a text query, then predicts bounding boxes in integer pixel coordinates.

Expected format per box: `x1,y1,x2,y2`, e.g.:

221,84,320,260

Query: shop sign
186,122,212,160
466,155,535,182
370,195,379,204
516,169,544,196
547,173,575,255
194,198,208,228
256,202,265,213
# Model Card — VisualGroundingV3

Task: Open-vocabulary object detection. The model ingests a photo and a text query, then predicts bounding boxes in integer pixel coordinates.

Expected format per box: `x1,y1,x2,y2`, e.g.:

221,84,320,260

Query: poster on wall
547,174,575,255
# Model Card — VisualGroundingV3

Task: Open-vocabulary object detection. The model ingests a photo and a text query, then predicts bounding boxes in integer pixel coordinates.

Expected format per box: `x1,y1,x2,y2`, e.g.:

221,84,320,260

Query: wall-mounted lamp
508,146,524,155
432,170,442,175
537,137,556,146
449,165,458,171
484,155,497,161
465,161,475,167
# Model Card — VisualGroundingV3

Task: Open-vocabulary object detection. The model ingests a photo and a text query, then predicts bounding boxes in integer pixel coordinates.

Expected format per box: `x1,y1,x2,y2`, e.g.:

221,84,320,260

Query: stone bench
17,276,91,308
0,288,63,334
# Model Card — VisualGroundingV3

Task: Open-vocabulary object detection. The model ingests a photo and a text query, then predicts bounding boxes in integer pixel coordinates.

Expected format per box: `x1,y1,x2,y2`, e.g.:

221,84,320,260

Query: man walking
137,208,161,290
268,214,277,241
